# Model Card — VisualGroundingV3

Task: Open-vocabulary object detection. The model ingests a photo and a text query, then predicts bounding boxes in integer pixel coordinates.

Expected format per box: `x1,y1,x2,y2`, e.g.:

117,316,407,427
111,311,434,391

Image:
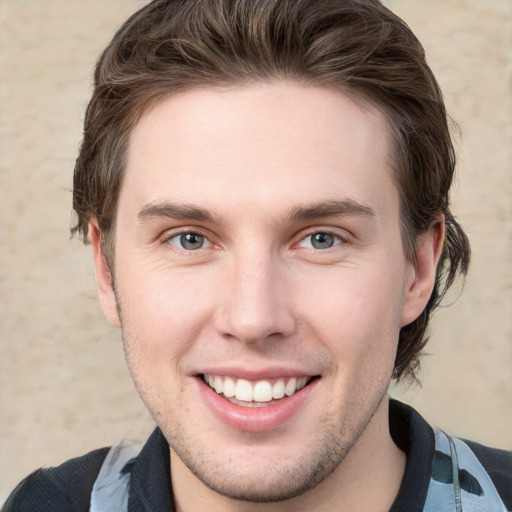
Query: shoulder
2,447,109,512
388,400,512,512
463,438,512,509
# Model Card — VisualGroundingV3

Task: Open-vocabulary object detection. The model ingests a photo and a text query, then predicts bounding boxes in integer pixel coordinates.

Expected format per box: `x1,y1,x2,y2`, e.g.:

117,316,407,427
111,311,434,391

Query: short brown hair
72,0,470,381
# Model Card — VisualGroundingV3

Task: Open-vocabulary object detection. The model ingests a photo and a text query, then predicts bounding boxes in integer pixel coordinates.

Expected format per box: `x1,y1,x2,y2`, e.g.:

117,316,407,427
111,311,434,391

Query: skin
91,83,444,511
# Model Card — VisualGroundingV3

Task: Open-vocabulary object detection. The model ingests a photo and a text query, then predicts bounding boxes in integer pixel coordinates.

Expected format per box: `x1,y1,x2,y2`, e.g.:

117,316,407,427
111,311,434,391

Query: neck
171,397,405,512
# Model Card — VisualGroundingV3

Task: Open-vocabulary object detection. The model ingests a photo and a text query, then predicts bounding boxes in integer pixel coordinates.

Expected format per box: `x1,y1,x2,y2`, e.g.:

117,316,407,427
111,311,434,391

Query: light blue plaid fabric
424,431,509,512
90,441,140,512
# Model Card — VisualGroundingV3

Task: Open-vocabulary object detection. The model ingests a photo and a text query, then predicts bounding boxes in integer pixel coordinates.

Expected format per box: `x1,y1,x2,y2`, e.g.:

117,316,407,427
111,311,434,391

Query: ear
401,214,445,326
89,221,121,328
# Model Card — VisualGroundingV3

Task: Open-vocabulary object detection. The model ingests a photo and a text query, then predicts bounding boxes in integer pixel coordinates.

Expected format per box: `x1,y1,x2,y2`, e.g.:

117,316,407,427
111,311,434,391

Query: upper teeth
204,375,310,402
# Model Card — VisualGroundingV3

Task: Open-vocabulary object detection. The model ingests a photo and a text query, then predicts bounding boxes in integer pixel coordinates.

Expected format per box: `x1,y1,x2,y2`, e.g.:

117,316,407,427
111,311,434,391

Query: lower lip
197,377,318,432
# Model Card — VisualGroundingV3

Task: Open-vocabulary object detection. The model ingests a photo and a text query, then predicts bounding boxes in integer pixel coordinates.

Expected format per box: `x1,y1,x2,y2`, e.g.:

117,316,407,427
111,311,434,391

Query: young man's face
92,83,439,502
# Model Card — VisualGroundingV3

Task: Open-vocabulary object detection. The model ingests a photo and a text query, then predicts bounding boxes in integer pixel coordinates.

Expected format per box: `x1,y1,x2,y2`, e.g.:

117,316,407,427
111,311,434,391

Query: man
3,0,511,511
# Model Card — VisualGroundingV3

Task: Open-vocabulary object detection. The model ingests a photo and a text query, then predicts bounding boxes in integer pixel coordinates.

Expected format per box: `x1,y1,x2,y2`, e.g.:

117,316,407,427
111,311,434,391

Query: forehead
121,82,397,223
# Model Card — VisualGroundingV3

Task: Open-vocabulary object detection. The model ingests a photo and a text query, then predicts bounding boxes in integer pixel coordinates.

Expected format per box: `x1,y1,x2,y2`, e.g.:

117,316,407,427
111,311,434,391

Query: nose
214,253,297,345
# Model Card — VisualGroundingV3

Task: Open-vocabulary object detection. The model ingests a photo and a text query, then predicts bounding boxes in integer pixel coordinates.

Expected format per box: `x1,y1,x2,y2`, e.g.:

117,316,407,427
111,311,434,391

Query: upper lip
194,366,320,380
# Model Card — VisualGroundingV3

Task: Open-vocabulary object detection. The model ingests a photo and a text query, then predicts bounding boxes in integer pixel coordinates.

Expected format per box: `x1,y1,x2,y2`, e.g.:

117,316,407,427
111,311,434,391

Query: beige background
0,0,511,504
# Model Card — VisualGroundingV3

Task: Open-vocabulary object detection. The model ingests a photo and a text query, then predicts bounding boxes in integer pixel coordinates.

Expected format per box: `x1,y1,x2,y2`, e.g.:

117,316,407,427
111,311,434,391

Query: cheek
297,267,404,361
116,267,217,366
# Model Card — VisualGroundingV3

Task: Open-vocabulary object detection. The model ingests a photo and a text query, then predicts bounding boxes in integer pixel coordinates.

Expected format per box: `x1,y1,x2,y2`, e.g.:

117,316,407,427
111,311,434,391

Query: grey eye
297,232,342,250
170,232,206,250
310,232,336,249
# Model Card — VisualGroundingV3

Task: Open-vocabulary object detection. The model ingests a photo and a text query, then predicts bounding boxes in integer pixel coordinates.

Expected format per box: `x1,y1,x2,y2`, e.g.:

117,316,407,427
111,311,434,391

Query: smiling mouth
202,374,318,407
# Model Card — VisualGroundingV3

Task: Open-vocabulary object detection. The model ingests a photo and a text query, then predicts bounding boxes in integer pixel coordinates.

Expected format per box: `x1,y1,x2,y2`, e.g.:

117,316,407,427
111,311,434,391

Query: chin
167,405,365,504
177,451,335,503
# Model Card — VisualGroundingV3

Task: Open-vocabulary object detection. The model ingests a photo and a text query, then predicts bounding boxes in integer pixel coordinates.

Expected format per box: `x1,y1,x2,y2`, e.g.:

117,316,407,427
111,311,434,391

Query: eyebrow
285,199,375,222
138,202,221,224
137,198,375,225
